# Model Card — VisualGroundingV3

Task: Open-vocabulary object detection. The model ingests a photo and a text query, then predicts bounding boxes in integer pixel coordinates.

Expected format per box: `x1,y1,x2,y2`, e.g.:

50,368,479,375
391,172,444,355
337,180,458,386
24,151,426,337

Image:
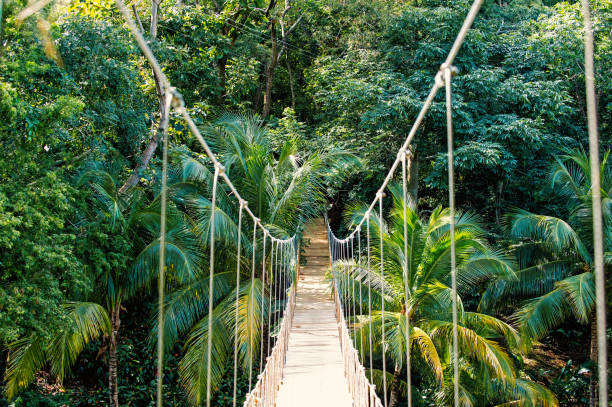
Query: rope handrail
113,0,607,404
112,0,296,245
326,215,384,407
321,0,607,405
112,2,300,406
243,258,297,407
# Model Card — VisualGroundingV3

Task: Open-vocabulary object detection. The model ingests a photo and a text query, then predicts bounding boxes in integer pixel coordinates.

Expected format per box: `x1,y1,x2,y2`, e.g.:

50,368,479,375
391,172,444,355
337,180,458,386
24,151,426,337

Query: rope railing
243,238,298,407
111,2,301,406
112,0,607,404
322,0,607,405
327,216,384,407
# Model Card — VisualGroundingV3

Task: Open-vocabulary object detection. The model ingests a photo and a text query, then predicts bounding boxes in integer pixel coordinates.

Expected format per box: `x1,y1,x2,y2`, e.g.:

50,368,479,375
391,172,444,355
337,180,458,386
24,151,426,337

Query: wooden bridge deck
275,219,353,407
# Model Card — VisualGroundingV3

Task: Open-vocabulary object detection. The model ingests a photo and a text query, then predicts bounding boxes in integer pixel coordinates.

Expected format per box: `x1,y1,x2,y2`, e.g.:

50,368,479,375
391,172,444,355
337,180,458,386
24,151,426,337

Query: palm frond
153,272,236,351
491,377,559,407
4,302,110,399
463,312,522,351
130,222,203,295
457,249,517,288
506,209,591,264
4,337,46,400
479,259,572,312
412,326,444,384
47,302,111,381
556,272,595,324
179,301,232,406
428,321,516,381
513,287,570,342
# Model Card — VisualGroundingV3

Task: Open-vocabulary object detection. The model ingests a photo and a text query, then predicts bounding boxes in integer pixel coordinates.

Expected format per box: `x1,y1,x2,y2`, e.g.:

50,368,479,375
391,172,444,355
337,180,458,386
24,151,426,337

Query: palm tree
481,149,611,407
3,302,110,400
3,113,357,405
338,183,557,406
158,113,359,404
3,160,203,406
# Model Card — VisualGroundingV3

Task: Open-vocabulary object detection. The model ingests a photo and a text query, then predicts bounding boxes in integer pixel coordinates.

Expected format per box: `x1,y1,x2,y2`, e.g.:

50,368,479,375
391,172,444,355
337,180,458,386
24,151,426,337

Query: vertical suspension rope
248,220,258,390
274,239,280,344
378,195,387,407
233,202,244,407
581,2,608,406
281,241,286,334
279,242,285,328
280,242,284,314
346,240,350,317
358,227,364,361
341,240,345,314
444,65,460,407
156,91,173,407
206,165,221,407
284,242,289,303
367,214,373,384
351,236,356,344
333,238,338,298
267,239,274,357
260,232,267,375
346,240,350,318
290,239,293,290
401,152,412,407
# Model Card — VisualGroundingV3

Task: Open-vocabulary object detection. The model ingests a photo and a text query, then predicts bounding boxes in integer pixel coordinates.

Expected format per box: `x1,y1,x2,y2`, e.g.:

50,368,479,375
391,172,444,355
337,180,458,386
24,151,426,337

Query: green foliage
268,107,307,152
56,18,152,161
3,303,110,399
2,389,72,407
548,360,591,406
0,173,89,345
305,0,611,220
479,150,611,351
1,0,608,403
339,187,557,405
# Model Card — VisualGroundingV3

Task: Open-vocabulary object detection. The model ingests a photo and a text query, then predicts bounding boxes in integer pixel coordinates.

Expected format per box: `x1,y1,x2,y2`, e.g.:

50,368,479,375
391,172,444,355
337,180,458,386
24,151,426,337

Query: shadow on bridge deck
275,218,353,407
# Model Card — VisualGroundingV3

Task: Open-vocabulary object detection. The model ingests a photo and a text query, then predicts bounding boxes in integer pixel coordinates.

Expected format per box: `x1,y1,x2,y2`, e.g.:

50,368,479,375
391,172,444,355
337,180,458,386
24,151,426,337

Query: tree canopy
0,0,609,405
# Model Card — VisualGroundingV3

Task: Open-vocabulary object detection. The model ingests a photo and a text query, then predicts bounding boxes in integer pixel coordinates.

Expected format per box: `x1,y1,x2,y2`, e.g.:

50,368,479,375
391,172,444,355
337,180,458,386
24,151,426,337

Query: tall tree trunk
262,23,279,119
119,0,166,193
217,54,228,105
388,364,402,407
495,180,504,226
589,312,598,407
406,150,419,205
150,0,160,39
262,1,302,118
119,83,168,193
286,55,296,109
108,303,121,407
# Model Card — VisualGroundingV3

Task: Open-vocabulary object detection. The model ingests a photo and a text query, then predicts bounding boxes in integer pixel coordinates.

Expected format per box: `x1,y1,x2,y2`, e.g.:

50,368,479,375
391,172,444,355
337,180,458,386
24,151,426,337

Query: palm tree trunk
388,364,402,407
589,312,598,407
109,304,121,407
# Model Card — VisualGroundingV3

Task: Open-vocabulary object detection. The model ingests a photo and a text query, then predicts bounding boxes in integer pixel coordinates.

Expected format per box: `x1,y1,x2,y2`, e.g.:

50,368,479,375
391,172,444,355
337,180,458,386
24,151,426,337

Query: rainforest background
0,0,610,405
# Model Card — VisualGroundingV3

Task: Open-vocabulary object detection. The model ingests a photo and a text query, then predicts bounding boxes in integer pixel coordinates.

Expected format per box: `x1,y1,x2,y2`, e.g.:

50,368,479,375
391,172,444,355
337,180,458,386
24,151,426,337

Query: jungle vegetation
0,0,610,405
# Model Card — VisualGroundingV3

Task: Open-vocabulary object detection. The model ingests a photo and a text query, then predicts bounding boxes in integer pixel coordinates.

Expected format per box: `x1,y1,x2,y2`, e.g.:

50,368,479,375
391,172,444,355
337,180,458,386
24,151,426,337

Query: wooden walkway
275,219,353,407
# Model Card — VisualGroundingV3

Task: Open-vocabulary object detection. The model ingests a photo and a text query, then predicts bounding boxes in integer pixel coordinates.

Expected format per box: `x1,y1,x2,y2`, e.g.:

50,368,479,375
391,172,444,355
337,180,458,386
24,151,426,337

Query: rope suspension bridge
112,0,608,404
